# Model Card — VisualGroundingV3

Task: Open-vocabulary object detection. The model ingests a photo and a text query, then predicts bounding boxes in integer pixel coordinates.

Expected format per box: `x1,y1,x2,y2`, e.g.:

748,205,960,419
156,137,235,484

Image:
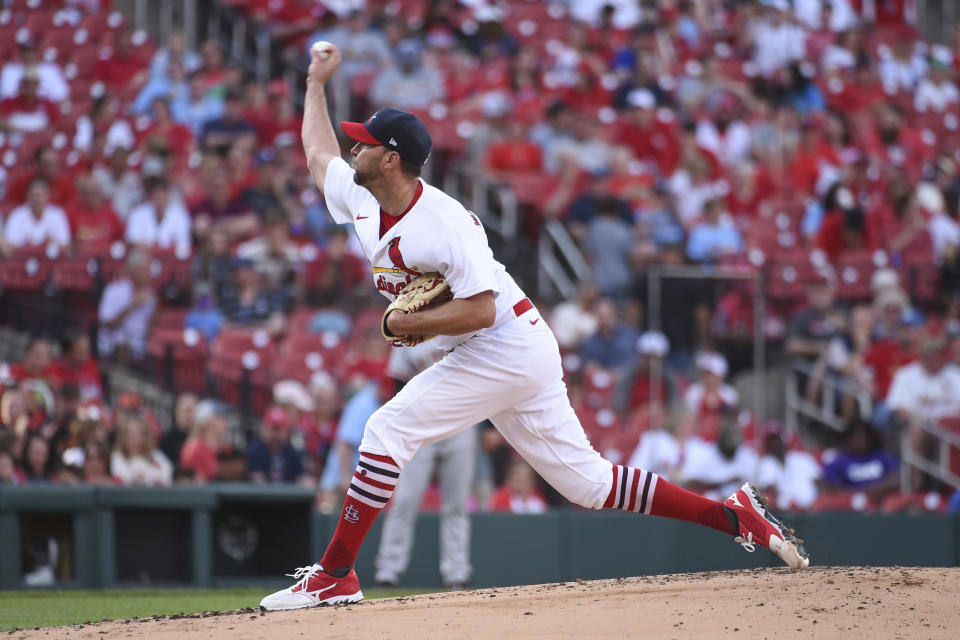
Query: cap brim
341,121,381,145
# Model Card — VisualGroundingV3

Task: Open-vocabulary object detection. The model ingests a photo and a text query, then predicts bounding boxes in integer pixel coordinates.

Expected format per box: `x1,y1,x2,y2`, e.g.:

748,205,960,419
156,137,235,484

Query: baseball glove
381,272,454,346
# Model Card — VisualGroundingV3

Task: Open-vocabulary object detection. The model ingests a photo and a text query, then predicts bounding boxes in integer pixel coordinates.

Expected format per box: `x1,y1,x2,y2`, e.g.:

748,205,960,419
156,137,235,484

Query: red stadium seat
279,331,346,368
879,492,948,514
835,252,875,301
0,255,53,291
808,491,876,513
50,256,98,292
207,348,273,415
147,326,209,394
211,326,276,360
153,308,188,331
765,258,815,303
148,250,192,290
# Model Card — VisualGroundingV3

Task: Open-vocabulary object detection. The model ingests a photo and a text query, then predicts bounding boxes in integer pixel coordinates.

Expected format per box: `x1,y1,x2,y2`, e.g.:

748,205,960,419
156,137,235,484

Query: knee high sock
603,464,735,535
320,452,399,574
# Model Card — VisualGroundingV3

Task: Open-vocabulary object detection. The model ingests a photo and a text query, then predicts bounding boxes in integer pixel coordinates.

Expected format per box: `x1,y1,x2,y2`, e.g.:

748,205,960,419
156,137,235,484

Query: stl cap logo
344,504,360,523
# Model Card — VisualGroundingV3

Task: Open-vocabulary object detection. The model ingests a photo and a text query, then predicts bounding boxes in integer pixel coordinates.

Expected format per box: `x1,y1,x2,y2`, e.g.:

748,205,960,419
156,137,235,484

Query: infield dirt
12,566,959,639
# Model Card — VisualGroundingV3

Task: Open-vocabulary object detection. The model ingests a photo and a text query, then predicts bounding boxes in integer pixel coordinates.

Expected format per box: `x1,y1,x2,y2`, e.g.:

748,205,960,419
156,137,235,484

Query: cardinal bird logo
387,237,421,276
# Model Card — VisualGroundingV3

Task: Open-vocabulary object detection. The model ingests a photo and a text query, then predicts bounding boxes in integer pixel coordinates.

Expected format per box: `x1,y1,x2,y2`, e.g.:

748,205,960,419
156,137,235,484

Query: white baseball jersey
321,156,613,511
324,157,526,350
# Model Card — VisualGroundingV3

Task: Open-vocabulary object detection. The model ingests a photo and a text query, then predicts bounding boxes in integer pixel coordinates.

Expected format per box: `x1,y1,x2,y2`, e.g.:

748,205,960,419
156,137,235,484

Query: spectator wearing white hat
628,331,671,410
683,351,739,440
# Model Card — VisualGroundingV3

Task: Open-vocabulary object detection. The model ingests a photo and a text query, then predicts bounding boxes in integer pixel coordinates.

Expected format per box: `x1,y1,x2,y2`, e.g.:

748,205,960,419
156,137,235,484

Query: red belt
513,297,533,317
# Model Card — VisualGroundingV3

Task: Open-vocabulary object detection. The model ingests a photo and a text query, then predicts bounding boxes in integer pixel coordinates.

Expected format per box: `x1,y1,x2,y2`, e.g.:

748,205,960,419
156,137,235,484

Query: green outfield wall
1,486,957,590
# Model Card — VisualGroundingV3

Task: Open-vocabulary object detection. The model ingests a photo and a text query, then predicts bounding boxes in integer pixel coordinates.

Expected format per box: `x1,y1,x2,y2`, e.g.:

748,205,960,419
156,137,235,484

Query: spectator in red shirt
816,205,874,260
179,399,227,483
484,123,543,177
9,337,53,387
66,174,124,252
617,88,681,177
0,66,59,134
789,119,840,196
47,332,103,402
254,80,303,150
628,331,671,409
96,27,147,94
139,97,194,162
5,146,76,208
488,458,549,513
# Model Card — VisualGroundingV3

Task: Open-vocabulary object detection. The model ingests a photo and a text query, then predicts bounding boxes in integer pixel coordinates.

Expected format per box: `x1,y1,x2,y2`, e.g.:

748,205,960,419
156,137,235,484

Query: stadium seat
50,256,98,293
0,255,53,292
808,491,876,513
207,349,273,416
147,326,209,394
835,252,875,301
879,492,948,514
153,308,188,331
279,331,345,370
765,258,815,303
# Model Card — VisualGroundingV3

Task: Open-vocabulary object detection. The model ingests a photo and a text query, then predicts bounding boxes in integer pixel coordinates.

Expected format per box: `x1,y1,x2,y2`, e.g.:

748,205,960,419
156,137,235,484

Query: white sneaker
260,564,364,611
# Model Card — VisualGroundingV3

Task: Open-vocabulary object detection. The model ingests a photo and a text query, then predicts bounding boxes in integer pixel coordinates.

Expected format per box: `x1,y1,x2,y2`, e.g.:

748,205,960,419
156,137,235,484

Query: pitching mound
15,566,959,639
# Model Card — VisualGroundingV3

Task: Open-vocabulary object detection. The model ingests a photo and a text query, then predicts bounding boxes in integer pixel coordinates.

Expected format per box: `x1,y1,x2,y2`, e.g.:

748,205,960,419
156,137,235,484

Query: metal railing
899,418,960,491
645,264,768,440
537,220,590,300
784,359,870,433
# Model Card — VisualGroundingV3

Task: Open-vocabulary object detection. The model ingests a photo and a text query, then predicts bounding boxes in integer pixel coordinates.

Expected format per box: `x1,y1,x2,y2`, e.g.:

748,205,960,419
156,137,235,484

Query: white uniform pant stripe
359,453,401,475
347,487,387,508
353,476,395,498
641,473,659,515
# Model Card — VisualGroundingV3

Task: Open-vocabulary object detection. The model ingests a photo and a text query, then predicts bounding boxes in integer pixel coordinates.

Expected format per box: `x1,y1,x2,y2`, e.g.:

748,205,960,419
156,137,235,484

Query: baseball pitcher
260,42,808,611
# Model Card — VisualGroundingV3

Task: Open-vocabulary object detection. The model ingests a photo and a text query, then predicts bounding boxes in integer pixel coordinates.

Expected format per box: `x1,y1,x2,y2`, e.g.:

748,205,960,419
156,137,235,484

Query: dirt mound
15,566,959,639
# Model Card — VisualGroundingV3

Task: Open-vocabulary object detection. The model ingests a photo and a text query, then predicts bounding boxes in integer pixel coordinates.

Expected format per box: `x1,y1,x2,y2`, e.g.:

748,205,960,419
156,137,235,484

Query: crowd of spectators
1,0,960,515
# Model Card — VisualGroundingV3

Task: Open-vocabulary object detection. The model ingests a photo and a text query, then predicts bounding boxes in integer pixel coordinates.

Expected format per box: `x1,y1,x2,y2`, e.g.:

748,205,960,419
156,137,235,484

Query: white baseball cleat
260,563,364,611
724,483,810,570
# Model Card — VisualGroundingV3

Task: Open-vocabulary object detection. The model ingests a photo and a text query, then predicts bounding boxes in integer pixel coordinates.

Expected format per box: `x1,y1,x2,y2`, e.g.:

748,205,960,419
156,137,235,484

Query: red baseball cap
264,404,290,428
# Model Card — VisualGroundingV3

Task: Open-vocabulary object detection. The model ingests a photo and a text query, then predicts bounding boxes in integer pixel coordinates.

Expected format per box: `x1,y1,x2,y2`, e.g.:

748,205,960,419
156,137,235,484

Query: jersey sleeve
322,157,376,225
435,225,500,300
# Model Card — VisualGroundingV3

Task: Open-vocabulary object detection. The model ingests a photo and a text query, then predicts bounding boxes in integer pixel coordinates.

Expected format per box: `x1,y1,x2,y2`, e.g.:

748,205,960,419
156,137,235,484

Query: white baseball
311,41,333,60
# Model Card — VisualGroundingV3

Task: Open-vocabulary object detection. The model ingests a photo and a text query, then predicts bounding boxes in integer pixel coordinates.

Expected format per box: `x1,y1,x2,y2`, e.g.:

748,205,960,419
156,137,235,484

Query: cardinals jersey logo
387,237,421,276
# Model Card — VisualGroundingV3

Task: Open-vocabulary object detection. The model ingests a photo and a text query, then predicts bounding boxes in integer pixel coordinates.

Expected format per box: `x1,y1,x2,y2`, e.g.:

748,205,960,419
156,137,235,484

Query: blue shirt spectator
949,490,960,514
578,298,639,370
822,450,899,489
172,74,224,134
822,421,899,490
246,406,305,484
319,381,384,492
131,60,189,116
218,258,289,325
686,200,744,263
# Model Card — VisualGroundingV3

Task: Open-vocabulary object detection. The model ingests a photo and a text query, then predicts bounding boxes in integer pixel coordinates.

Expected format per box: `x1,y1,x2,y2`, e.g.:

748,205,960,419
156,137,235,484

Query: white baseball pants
360,304,613,510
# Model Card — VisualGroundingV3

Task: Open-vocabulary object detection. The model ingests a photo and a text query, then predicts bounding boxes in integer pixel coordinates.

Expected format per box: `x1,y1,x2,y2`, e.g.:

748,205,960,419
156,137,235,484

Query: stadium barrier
1,486,958,589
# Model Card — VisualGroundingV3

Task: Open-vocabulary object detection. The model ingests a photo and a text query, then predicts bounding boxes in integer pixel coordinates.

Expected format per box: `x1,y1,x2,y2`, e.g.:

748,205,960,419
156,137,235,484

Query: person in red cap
246,404,307,485
259,42,809,612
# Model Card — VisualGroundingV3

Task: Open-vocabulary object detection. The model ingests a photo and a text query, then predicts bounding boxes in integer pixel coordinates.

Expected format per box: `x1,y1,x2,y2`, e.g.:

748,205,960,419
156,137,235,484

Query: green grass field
0,587,427,632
